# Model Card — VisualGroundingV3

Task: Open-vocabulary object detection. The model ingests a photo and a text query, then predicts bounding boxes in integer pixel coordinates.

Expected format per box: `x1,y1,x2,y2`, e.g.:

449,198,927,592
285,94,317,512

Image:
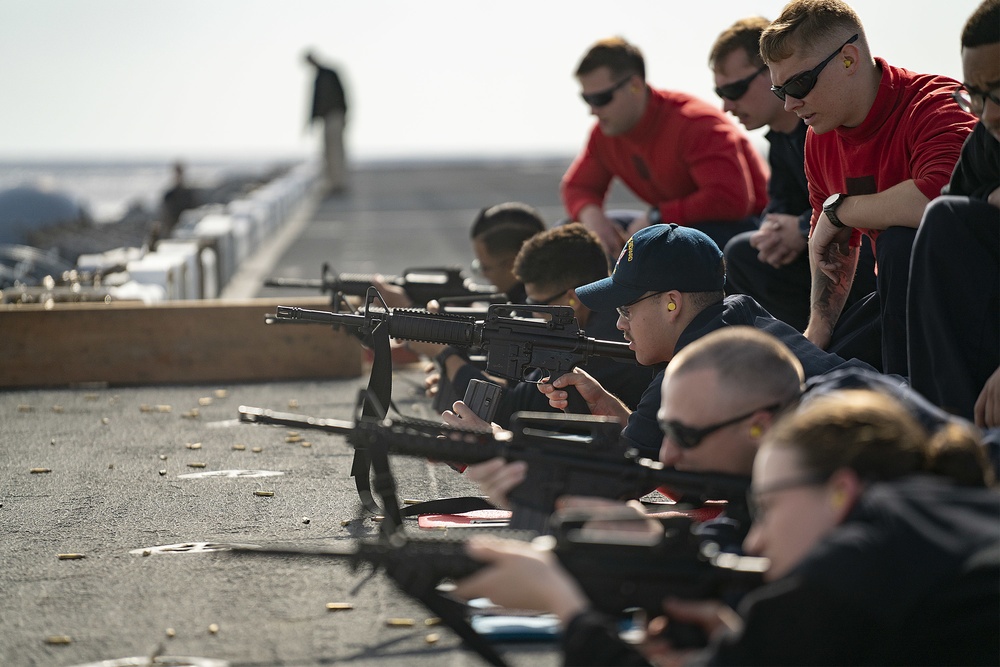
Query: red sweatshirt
805,58,976,249
561,86,769,225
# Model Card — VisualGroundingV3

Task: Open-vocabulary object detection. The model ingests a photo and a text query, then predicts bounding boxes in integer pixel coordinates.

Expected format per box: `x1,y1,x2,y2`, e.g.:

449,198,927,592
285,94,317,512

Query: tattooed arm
804,214,858,350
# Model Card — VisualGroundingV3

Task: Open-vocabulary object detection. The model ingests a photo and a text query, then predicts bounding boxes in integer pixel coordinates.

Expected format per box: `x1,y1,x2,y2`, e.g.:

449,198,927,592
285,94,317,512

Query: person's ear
842,43,860,73
827,468,862,520
748,410,778,441
664,290,683,313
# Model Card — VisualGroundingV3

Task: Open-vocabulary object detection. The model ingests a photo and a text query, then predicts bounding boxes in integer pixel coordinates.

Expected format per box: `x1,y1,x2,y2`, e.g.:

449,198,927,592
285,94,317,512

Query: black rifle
258,289,636,520
273,298,636,390
225,514,768,667
264,261,504,307
238,404,751,532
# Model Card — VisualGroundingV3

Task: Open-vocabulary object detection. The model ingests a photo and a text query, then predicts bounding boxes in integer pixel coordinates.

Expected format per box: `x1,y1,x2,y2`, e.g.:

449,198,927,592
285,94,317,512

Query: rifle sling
399,497,498,517
351,317,393,518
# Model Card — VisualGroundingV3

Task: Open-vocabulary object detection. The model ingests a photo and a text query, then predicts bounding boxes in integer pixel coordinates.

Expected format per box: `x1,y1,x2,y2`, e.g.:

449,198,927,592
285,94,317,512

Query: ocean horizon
0,152,581,225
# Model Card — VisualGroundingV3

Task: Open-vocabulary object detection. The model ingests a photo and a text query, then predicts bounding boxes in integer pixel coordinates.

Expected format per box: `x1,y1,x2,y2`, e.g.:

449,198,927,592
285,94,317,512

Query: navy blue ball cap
576,223,726,312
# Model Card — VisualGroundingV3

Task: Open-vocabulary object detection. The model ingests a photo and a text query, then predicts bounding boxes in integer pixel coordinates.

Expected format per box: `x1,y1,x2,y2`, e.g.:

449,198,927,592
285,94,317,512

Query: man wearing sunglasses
709,17,875,334
908,0,1000,429
561,37,769,258
760,0,978,377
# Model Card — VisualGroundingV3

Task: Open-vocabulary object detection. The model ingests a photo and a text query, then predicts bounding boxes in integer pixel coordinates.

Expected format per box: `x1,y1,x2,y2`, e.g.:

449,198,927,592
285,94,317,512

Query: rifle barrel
238,405,354,435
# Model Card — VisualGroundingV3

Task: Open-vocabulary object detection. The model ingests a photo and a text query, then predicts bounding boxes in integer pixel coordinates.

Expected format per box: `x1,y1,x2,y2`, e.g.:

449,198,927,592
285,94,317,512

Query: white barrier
126,252,188,300
153,239,204,300
118,160,321,301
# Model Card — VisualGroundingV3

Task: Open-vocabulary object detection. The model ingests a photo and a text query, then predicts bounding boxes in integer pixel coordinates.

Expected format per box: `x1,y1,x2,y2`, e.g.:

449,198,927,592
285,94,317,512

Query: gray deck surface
1,159,643,667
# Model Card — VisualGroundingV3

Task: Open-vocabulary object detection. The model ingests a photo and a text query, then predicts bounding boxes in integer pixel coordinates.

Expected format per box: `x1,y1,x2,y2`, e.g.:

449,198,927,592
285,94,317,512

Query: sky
0,0,981,163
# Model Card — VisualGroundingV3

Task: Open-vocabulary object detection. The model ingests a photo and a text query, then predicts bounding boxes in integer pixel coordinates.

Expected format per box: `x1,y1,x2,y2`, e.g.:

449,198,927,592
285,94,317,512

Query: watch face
824,193,841,209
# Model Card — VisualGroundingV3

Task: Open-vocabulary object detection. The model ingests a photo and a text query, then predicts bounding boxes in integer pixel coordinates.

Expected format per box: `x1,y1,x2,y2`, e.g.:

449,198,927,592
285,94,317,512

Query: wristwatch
822,193,849,229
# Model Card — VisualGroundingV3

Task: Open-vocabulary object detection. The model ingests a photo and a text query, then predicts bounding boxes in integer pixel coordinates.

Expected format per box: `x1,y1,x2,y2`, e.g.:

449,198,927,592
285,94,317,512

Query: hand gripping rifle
264,261,505,307
255,289,636,521
225,514,769,667
238,400,751,534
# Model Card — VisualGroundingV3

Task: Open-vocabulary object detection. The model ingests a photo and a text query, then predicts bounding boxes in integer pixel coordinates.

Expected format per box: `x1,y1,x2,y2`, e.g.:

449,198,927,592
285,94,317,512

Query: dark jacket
563,476,1000,666
622,294,874,456
310,65,347,119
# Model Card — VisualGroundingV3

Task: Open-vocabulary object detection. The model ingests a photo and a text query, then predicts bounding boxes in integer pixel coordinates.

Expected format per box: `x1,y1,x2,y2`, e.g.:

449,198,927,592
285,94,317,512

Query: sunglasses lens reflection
718,82,747,101
583,91,613,106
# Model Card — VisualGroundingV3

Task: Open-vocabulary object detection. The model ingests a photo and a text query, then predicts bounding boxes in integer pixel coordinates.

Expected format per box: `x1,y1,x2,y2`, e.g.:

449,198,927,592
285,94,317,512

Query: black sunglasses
524,289,568,306
581,76,633,107
715,64,768,101
771,34,858,101
659,402,782,450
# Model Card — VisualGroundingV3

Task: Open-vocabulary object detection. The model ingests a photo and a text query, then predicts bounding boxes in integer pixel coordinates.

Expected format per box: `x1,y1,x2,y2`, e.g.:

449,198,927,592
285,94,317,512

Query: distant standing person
160,161,198,235
305,51,348,195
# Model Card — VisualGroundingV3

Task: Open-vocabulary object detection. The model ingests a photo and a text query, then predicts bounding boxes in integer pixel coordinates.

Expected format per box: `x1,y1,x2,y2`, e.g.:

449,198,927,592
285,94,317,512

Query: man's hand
537,368,630,421
974,367,1000,429
803,320,834,351
578,204,628,256
423,365,440,398
452,536,590,624
808,214,855,282
750,214,807,268
640,598,743,667
442,400,500,433
464,458,527,509
556,496,661,536
370,274,412,309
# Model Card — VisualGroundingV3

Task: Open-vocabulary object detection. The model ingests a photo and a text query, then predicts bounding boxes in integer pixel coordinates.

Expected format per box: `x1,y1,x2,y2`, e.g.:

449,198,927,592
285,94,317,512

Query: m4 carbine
273,299,636,389
226,514,768,667
264,262,504,307
238,404,751,532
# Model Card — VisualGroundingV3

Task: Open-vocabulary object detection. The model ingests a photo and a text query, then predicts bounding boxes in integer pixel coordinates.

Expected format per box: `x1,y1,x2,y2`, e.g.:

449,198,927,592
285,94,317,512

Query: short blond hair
667,327,804,408
760,0,866,63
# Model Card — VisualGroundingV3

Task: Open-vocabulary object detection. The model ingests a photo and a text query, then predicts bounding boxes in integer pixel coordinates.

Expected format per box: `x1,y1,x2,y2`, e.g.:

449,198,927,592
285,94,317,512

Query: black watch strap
823,194,848,228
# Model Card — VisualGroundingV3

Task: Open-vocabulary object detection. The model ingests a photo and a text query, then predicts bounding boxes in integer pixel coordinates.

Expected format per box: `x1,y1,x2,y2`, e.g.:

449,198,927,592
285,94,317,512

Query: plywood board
0,297,362,388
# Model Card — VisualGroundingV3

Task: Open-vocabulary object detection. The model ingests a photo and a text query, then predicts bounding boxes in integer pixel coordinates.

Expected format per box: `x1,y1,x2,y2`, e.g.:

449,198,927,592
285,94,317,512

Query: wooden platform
0,296,362,388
